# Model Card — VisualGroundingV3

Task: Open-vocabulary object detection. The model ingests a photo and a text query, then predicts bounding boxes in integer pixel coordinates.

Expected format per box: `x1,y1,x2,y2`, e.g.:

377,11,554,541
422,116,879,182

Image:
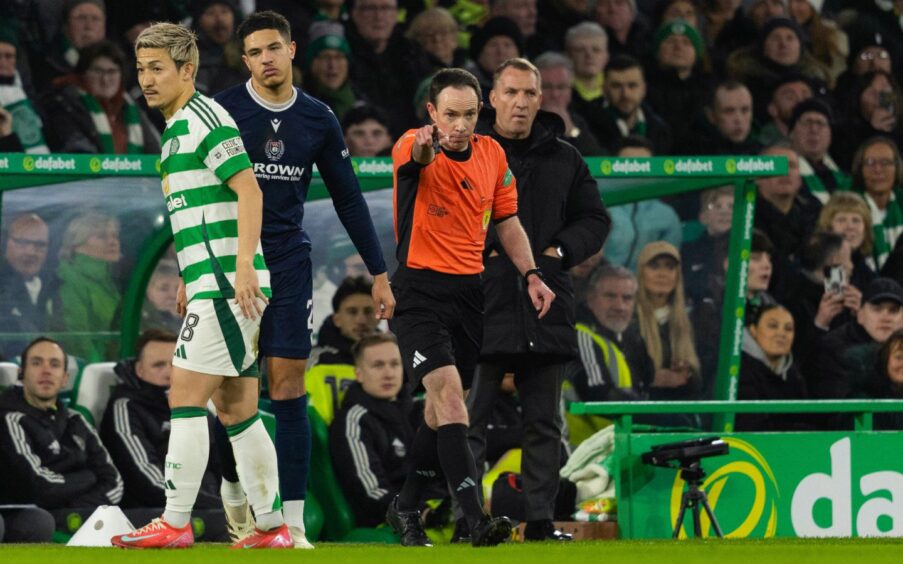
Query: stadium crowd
2,0,903,544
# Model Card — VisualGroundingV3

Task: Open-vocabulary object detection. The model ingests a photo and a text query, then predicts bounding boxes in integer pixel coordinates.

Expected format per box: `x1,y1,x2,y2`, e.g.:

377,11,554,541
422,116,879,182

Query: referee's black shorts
389,266,483,389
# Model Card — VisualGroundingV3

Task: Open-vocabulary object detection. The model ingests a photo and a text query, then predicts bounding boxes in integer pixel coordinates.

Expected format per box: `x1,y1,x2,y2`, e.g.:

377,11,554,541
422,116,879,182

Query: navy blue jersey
215,81,386,275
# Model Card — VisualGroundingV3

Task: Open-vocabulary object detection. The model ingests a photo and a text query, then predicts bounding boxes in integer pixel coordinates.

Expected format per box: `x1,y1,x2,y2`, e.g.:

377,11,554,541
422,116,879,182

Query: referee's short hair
237,10,292,47
351,332,399,365
429,68,481,106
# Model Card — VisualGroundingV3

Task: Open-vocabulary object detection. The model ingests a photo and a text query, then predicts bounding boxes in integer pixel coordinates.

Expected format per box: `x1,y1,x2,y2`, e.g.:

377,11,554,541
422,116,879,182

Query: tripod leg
673,492,691,539
691,496,702,538
700,495,724,538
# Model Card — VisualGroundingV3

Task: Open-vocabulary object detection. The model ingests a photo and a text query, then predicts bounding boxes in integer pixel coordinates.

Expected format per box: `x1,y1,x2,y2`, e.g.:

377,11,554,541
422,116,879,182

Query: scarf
0,72,50,153
605,102,647,137
865,189,903,269
799,155,851,204
78,88,143,154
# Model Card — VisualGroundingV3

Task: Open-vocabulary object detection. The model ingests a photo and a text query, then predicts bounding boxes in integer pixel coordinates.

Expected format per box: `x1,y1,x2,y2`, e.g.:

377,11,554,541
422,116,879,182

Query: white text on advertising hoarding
612,159,652,173
0,157,8,170
101,157,143,172
31,156,76,171
735,158,776,173
791,438,903,537
673,159,714,173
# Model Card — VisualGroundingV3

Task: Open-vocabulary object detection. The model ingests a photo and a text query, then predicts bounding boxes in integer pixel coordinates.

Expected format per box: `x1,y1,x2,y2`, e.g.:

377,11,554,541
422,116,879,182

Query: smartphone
879,91,896,114
823,265,846,295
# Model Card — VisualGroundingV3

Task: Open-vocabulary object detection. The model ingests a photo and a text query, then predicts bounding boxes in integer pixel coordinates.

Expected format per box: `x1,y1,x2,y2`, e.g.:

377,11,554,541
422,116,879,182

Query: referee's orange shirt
392,131,519,275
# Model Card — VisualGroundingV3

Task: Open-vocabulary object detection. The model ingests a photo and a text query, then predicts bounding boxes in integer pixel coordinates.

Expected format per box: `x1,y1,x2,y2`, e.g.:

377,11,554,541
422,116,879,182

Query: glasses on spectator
798,117,829,130
87,66,121,78
859,50,890,61
864,157,895,168
10,237,49,250
357,4,397,14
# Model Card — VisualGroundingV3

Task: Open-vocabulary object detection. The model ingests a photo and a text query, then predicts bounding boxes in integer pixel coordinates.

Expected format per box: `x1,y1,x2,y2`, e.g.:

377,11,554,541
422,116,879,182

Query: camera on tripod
642,437,730,539
641,437,728,469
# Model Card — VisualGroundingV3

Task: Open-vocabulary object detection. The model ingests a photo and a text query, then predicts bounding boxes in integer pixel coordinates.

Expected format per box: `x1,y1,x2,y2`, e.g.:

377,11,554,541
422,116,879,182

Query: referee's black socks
437,423,485,529
397,425,440,511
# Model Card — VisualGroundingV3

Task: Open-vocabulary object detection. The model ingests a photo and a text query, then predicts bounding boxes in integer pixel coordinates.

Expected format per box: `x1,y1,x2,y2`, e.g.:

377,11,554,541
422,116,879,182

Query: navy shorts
259,258,313,359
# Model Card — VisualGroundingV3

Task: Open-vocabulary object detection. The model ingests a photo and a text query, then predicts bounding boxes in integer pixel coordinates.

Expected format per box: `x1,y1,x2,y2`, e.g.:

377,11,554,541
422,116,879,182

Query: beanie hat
759,17,805,50
847,27,890,69
654,19,703,59
0,22,18,49
469,16,524,62
305,22,351,68
788,97,833,131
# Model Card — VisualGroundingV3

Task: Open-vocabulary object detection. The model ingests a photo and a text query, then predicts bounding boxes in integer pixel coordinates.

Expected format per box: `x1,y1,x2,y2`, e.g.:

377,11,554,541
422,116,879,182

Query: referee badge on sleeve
482,209,492,231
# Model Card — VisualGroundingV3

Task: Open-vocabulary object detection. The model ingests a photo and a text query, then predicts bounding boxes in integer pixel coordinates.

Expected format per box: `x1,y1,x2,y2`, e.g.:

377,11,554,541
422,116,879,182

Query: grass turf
2,539,903,564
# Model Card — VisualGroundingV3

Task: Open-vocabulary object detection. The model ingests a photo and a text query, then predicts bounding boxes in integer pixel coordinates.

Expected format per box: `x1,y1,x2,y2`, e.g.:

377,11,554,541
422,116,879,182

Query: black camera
641,437,729,469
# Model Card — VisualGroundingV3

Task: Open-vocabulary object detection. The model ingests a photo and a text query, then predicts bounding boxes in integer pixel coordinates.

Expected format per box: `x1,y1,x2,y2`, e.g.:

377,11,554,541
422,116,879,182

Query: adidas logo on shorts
412,351,426,368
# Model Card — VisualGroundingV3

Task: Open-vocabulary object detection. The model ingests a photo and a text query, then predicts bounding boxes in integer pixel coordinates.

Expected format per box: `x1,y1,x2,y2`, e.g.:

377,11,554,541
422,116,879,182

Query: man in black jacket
813,278,903,405
0,337,128,533
465,58,610,542
330,333,417,526
100,329,227,540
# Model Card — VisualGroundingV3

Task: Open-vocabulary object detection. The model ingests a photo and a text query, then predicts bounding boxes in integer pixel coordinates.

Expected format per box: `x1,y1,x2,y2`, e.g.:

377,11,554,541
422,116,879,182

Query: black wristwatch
524,268,545,283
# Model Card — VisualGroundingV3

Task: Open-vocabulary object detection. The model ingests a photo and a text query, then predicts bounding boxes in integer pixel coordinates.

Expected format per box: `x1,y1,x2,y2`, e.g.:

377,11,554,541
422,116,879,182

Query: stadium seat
72,362,117,427
0,362,19,389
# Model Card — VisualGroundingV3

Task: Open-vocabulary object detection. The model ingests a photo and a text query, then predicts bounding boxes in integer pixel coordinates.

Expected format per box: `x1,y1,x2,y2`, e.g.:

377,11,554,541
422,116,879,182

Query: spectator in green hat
304,22,358,121
645,19,713,150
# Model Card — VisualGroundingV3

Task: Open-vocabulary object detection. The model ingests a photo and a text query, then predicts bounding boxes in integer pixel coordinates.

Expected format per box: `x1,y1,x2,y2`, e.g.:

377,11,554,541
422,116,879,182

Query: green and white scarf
799,155,851,204
865,188,903,269
0,72,49,153
78,89,143,154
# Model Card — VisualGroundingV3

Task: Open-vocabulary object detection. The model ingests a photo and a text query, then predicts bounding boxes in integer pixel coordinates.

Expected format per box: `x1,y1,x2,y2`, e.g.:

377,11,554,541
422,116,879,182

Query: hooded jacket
476,108,611,359
0,386,124,508
736,329,811,431
99,359,222,509
329,382,415,526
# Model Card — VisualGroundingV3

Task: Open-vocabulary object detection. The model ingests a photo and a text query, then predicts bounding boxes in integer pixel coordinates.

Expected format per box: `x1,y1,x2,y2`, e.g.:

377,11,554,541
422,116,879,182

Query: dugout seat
0,362,19,389
307,406,398,543
72,362,118,426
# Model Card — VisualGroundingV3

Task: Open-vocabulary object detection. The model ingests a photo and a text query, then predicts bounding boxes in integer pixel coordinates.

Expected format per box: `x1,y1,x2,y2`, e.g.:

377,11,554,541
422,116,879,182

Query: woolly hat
788,97,833,131
847,27,891,69
759,17,805,50
654,19,703,59
469,16,524,61
0,22,18,49
305,22,351,68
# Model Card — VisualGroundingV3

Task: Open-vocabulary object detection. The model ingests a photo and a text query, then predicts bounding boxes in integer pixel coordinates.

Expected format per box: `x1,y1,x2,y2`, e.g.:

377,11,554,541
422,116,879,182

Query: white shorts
172,298,266,377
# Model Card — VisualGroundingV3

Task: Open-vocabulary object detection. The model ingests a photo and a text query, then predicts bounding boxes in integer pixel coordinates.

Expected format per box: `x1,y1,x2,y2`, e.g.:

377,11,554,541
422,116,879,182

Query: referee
386,68,555,547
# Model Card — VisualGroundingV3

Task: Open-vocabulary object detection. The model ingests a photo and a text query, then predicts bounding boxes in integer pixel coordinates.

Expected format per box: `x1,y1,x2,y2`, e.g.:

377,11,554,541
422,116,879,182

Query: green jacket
57,253,121,361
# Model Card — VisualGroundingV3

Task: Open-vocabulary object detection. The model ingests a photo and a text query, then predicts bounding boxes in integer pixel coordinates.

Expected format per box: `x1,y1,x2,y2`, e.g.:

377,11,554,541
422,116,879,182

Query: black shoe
471,515,512,547
523,519,573,542
450,518,471,544
386,496,432,547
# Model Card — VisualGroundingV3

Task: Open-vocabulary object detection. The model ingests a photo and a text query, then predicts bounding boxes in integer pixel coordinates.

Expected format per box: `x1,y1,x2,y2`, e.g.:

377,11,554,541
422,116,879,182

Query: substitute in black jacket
100,330,222,511
330,334,416,527
465,58,610,542
0,338,124,530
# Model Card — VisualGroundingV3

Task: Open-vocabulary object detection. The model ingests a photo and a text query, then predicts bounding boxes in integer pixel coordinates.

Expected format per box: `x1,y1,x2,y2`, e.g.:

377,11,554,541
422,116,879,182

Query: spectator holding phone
835,72,903,169
785,231,862,382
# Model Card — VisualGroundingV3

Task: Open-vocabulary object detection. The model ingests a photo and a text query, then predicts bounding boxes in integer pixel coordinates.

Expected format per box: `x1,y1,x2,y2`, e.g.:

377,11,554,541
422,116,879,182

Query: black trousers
0,507,55,542
466,357,565,521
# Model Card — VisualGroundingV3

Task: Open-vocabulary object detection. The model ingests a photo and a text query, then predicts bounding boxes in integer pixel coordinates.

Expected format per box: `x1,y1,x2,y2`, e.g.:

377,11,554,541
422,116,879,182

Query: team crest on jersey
265,139,285,161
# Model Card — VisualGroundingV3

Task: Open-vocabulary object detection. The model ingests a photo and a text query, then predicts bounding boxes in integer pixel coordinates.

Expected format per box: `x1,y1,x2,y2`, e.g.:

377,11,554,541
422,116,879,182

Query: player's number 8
181,313,200,342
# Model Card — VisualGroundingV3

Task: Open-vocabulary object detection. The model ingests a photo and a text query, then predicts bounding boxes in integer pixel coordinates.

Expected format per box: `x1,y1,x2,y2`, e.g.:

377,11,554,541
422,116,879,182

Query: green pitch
3,539,903,564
